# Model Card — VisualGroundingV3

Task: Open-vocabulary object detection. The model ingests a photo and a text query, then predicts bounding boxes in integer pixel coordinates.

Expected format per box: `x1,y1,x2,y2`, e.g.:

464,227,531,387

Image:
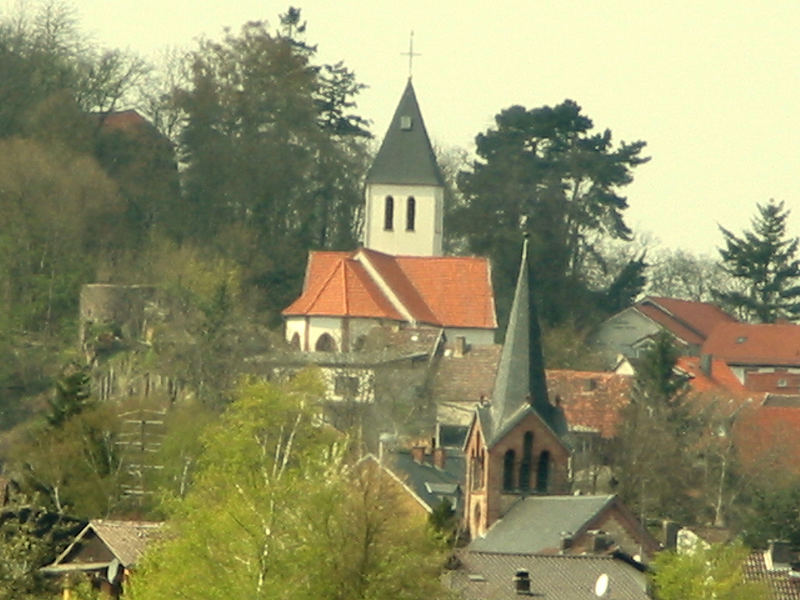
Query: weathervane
401,30,421,78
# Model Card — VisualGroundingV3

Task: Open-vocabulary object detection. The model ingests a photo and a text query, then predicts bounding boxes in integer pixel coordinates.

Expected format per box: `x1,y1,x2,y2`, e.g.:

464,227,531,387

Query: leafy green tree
130,374,449,600
453,100,649,328
651,542,769,600
715,200,800,322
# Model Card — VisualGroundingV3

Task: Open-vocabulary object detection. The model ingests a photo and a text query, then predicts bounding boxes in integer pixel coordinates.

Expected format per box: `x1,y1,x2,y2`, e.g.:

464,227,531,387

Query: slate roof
283,248,496,330
47,520,163,571
384,449,465,513
478,240,566,446
448,552,650,600
636,297,736,346
702,322,800,366
469,495,617,554
744,551,800,600
366,79,444,186
546,370,632,439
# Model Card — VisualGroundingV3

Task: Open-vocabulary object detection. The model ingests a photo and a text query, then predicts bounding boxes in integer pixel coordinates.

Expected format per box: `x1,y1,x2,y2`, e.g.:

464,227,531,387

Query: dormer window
384,195,394,230
736,336,747,344
406,196,416,231
400,115,412,130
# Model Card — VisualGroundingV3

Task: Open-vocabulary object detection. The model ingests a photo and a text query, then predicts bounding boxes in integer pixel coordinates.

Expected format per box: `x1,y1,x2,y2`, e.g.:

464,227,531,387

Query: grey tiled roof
385,449,464,513
448,552,650,600
485,240,567,447
469,495,615,554
366,79,444,186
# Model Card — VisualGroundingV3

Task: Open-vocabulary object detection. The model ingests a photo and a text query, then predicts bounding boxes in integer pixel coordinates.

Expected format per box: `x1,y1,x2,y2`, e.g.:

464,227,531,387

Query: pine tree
715,200,800,322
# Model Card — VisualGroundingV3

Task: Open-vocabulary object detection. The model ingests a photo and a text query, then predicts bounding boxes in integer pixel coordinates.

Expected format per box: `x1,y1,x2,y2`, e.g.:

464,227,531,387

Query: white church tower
363,79,444,256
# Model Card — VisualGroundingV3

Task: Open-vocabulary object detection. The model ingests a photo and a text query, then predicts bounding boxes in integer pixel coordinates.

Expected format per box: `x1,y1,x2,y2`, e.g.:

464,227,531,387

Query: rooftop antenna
401,30,421,78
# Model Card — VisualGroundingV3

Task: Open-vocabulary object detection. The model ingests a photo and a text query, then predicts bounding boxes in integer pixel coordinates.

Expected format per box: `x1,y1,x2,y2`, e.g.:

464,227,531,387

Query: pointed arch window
536,450,551,493
406,196,416,231
503,450,516,491
519,432,534,491
315,333,337,352
384,196,394,231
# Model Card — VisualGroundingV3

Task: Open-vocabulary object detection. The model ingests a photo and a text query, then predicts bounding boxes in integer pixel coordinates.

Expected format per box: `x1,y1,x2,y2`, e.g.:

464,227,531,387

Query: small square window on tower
400,115,412,130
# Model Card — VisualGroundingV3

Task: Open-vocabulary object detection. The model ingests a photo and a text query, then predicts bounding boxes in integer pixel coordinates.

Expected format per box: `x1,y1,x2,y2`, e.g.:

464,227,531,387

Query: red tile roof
744,551,800,600
546,370,632,438
676,356,746,395
283,248,497,330
702,322,800,366
283,252,404,319
636,297,737,346
734,404,800,477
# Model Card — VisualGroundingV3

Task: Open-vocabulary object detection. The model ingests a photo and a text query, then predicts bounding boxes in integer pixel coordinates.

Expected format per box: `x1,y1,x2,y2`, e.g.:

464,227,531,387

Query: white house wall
364,183,443,256
590,308,660,361
445,328,495,347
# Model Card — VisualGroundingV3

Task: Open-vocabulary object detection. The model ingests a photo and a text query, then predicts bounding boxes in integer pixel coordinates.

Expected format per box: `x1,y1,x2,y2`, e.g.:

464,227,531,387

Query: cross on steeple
401,30,421,78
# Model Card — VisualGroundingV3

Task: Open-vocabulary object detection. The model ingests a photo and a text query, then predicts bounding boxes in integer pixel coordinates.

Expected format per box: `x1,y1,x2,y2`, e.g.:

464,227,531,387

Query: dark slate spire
366,79,444,186
486,239,566,444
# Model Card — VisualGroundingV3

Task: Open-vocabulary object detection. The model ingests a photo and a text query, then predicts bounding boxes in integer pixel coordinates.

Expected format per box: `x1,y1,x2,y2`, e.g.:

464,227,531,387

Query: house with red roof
589,296,737,365
700,322,800,393
283,80,497,354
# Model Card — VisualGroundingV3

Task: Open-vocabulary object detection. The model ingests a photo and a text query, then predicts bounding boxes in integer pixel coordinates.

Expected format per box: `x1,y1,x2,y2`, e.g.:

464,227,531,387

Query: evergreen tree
715,200,800,322
453,100,649,329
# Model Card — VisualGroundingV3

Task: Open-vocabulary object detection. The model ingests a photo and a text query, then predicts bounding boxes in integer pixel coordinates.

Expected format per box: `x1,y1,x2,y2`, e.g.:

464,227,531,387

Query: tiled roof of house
636,296,736,346
283,248,496,330
546,370,632,439
468,495,617,554
48,520,163,571
734,404,800,477
383,449,465,513
448,552,649,600
98,109,150,132
675,356,746,395
702,322,800,366
744,551,800,600
366,79,444,186
430,343,502,406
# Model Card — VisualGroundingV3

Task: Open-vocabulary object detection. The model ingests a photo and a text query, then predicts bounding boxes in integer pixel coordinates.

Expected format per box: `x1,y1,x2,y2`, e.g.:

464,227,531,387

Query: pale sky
7,0,800,257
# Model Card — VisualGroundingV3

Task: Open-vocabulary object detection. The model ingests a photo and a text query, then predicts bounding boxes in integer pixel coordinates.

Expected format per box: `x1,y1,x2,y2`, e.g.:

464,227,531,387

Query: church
283,80,496,352
282,80,574,541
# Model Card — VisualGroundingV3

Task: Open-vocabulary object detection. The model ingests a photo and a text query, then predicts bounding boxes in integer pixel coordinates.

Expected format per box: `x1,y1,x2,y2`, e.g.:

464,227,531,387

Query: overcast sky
8,0,800,257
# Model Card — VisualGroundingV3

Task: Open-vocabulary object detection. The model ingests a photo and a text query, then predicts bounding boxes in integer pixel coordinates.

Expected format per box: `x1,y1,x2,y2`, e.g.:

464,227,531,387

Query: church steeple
486,238,566,443
364,80,444,256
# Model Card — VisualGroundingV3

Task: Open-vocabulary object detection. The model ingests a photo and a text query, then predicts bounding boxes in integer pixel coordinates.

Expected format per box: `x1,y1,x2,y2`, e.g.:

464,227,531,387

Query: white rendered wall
444,328,496,347
364,183,443,256
286,316,401,352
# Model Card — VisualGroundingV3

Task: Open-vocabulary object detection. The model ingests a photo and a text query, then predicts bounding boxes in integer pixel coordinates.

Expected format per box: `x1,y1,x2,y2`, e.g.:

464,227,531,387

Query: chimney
589,530,611,553
433,447,446,469
662,520,679,550
513,570,531,594
769,540,793,568
561,532,573,552
700,354,712,376
411,445,426,464
454,336,467,358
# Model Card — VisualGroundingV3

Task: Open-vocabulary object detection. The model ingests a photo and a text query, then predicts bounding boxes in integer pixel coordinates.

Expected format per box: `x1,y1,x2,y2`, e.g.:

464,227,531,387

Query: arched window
315,333,337,352
406,196,416,231
519,432,534,491
384,196,394,230
536,450,551,493
503,449,516,491
289,332,300,350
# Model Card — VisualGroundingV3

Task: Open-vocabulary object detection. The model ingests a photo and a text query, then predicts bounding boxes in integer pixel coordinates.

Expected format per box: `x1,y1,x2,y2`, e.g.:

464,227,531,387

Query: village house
590,296,737,366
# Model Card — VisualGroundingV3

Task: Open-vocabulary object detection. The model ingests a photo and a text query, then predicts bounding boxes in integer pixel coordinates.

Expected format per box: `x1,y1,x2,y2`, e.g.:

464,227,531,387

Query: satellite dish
594,573,609,597
107,558,121,584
